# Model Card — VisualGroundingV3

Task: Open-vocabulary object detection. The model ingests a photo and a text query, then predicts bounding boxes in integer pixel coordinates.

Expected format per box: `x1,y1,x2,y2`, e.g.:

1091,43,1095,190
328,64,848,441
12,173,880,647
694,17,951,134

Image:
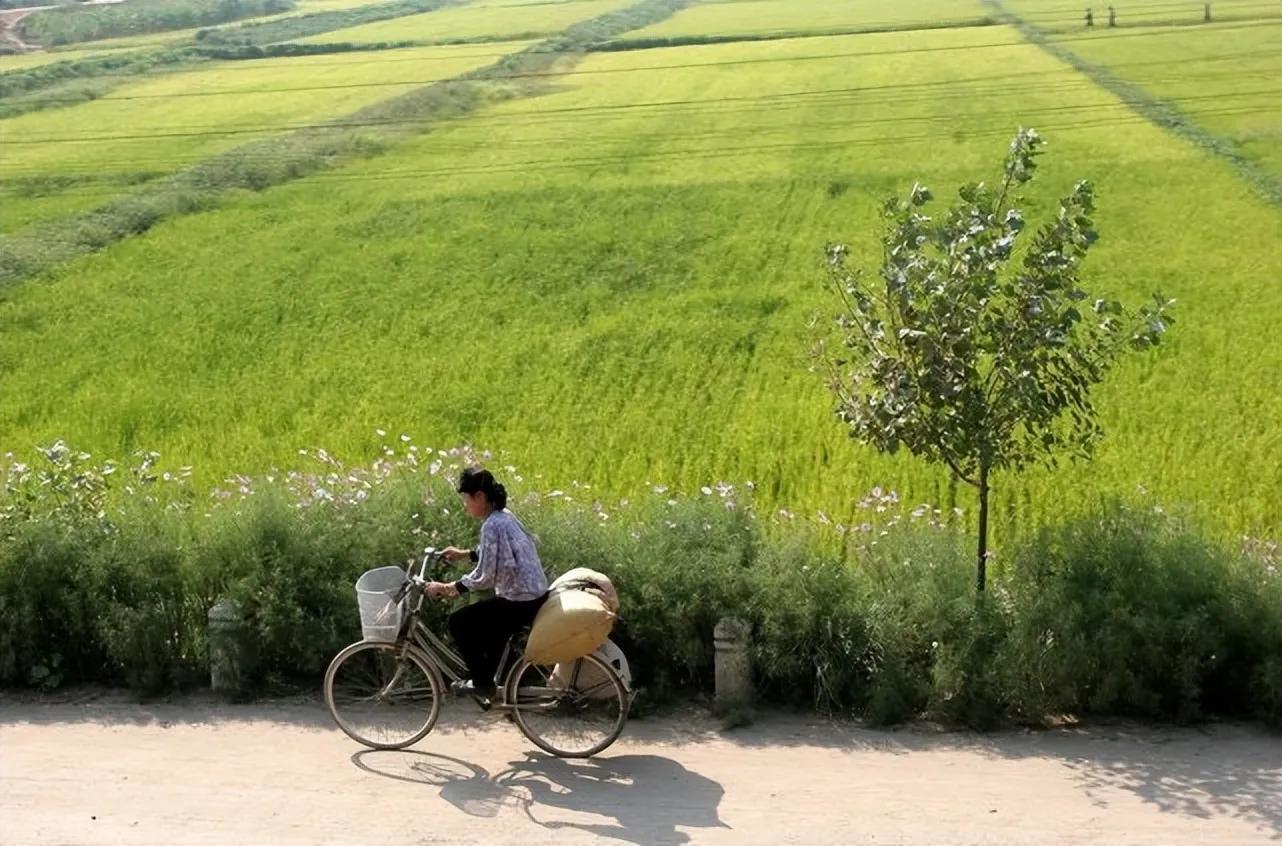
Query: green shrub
0,521,105,686
87,515,203,691
1,442,1280,731
1000,502,1270,722
749,535,871,712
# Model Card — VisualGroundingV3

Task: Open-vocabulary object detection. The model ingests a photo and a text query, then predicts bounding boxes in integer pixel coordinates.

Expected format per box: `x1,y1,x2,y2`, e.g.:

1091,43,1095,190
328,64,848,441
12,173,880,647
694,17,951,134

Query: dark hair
457,467,507,510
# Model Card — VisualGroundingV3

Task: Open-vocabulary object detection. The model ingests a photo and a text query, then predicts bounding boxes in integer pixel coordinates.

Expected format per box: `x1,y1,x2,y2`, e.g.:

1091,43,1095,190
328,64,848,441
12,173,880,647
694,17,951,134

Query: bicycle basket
355,565,407,642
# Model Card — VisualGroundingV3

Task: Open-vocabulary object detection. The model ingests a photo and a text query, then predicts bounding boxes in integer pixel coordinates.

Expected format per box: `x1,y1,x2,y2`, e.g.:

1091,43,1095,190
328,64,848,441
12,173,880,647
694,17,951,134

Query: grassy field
1040,20,1282,177
0,29,201,72
299,0,634,44
1010,0,1282,32
0,0,419,70
0,42,526,231
1,0,1280,539
626,0,995,38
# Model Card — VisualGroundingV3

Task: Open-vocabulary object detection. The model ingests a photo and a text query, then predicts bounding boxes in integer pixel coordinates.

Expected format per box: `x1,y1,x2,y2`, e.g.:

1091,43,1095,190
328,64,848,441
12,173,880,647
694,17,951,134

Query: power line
4,101,1269,208
3,87,1273,187
8,15,1281,106
6,44,1280,148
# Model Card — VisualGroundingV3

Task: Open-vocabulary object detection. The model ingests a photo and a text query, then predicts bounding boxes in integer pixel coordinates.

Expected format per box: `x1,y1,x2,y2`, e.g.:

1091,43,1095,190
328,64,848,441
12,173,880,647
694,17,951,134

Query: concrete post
713,617,752,714
208,599,251,695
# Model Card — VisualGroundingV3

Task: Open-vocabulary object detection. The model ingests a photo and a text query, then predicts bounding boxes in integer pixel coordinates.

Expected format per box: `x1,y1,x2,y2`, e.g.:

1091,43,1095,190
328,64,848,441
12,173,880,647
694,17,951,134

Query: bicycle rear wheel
324,641,443,750
506,654,629,758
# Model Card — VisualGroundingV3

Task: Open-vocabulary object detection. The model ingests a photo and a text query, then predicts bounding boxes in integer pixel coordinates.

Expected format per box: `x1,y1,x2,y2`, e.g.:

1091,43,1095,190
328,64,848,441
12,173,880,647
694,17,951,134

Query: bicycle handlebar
392,547,448,603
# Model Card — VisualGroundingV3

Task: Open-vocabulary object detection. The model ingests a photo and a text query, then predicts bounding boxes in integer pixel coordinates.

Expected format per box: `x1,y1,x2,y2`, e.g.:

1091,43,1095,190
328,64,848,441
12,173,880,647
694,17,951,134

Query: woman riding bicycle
426,467,549,699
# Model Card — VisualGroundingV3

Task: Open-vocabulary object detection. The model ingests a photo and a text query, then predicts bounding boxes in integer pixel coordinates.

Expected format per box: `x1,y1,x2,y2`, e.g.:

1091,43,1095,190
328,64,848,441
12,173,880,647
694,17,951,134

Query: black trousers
449,595,547,687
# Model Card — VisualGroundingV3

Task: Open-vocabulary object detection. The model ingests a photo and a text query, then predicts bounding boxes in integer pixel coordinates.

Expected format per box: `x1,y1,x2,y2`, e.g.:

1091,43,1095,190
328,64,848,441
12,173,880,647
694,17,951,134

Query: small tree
818,128,1173,591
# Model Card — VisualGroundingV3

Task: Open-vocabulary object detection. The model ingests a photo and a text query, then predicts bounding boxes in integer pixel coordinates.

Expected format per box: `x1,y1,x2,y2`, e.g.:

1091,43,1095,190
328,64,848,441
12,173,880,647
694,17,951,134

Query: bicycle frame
389,550,524,696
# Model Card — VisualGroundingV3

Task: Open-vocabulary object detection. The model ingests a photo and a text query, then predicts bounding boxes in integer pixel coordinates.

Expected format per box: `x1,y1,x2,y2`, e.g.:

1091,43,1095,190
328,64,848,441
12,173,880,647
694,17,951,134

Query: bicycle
323,548,631,758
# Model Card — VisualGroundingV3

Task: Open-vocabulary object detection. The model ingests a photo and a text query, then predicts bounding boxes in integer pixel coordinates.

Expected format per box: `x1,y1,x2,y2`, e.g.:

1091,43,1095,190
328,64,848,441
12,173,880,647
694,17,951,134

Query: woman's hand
441,546,470,562
426,581,459,600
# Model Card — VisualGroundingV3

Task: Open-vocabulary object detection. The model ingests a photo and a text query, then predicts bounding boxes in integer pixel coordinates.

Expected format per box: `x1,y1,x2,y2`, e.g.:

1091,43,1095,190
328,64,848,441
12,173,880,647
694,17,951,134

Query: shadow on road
352,749,728,844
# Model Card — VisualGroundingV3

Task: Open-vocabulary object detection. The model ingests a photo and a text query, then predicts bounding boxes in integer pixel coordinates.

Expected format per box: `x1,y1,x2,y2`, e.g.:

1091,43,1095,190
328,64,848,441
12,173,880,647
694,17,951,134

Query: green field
0,42,526,231
1046,20,1282,176
0,0,424,70
0,28,201,72
627,0,994,38
1010,0,1282,32
299,0,634,44
1,0,1280,538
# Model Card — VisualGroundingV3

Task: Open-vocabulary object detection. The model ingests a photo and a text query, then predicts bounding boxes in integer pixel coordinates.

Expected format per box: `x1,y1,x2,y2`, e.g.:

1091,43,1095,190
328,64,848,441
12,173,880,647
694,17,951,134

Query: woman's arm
456,522,501,593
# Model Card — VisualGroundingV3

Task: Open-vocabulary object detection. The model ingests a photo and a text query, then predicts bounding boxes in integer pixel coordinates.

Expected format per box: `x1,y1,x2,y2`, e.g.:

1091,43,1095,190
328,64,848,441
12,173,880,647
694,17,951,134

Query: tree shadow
9,688,1281,839
352,749,728,844
979,724,1282,840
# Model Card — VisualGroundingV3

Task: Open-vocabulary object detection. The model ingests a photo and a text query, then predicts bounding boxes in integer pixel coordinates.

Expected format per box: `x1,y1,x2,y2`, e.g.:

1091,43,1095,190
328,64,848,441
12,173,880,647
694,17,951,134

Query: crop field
0,42,525,231
1,0,1280,537
625,0,995,39
1040,20,1282,176
299,0,635,45
1006,0,1282,32
0,0,429,70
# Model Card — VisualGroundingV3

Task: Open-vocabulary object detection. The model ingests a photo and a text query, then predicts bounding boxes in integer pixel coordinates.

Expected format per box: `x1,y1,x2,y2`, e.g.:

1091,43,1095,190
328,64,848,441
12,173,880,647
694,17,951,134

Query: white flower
701,486,713,496
400,434,411,443
375,429,387,437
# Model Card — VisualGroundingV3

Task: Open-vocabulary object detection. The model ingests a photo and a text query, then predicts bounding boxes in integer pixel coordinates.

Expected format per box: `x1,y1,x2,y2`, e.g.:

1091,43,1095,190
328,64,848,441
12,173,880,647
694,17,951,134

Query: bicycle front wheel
506,653,629,759
324,641,443,750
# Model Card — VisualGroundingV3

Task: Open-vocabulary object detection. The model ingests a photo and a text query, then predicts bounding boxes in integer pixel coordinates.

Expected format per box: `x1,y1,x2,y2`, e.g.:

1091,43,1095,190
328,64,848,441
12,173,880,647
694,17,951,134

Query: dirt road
2,693,1280,845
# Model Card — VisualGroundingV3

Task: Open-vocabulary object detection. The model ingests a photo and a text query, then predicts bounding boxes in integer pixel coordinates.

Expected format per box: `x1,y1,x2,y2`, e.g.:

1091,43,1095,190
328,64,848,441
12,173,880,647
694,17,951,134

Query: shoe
450,679,496,699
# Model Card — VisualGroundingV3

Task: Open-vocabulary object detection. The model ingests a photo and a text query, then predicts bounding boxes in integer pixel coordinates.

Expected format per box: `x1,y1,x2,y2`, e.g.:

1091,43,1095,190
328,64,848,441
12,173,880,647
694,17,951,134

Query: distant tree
817,128,1174,591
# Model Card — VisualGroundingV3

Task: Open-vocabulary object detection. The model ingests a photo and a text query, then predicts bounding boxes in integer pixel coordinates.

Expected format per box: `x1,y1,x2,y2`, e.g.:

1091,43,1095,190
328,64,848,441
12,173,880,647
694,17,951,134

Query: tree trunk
976,464,990,592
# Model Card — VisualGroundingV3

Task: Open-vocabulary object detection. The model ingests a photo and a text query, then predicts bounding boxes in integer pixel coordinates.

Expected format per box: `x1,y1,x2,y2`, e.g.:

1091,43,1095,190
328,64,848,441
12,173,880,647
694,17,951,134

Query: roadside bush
0,442,1279,730
1000,502,1278,723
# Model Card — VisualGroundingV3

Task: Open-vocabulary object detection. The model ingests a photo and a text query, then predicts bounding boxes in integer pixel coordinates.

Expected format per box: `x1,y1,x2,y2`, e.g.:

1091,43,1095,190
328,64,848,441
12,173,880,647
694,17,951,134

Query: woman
427,467,549,698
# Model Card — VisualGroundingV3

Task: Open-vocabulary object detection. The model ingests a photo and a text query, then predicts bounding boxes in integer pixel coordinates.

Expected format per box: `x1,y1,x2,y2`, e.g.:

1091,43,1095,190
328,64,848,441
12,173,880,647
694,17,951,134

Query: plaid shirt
459,510,549,601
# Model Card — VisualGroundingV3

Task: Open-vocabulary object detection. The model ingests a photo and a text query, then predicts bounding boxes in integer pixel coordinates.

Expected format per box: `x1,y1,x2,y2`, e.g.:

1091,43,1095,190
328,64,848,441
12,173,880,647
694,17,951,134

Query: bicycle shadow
350,749,727,844
350,750,521,818
500,752,729,845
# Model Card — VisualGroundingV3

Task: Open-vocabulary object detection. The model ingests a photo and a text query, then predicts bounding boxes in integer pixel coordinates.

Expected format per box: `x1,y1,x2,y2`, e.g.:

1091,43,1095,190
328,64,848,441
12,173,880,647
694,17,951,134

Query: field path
0,8,43,53
3,695,1281,845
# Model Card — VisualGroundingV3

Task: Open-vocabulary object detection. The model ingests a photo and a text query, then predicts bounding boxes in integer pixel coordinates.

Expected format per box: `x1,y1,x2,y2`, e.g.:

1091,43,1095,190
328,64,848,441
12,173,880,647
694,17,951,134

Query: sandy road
2,693,1281,845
